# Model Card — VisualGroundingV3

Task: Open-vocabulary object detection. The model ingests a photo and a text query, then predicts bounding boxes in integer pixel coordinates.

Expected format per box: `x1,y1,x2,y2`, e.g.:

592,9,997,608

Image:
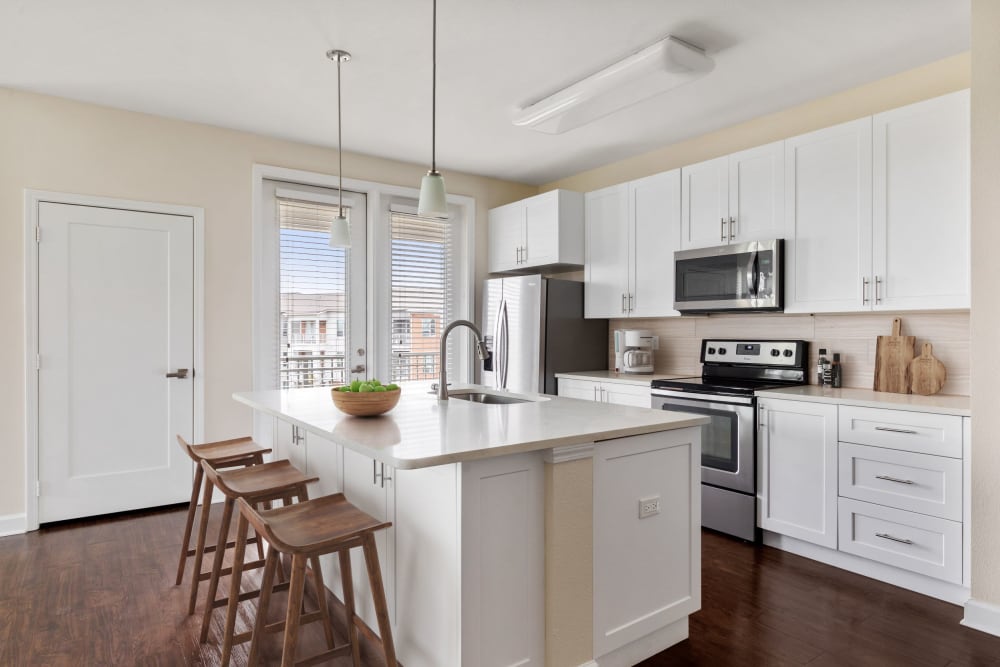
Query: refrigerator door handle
499,300,510,389
492,298,504,389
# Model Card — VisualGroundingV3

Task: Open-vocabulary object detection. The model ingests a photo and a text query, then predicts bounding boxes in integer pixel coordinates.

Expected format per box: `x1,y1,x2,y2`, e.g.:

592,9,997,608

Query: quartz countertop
754,385,971,416
234,384,708,469
555,370,694,386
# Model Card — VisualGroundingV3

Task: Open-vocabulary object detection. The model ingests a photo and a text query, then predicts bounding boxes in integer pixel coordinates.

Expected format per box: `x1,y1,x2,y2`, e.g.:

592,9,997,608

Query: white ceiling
0,1,969,185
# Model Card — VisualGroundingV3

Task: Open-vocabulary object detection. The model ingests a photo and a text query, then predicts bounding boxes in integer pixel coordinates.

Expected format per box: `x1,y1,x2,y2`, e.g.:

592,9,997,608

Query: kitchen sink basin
448,391,532,405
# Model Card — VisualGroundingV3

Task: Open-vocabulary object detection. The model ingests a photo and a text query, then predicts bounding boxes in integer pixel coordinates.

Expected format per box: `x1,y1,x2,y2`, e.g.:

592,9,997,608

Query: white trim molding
23,189,206,532
0,514,26,537
962,599,1000,637
544,442,596,464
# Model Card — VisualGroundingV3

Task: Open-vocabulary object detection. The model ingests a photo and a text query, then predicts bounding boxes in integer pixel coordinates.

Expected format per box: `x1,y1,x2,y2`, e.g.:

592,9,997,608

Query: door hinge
35,227,41,243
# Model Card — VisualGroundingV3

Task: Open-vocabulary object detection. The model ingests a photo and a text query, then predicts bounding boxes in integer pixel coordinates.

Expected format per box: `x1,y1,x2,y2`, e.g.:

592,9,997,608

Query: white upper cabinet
680,141,785,250
487,189,584,273
585,170,680,319
785,90,970,314
784,117,874,313
872,89,970,311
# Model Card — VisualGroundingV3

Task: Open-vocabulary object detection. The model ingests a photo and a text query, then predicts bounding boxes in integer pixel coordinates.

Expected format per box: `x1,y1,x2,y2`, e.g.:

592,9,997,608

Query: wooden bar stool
175,435,271,587
197,459,320,645
224,493,396,667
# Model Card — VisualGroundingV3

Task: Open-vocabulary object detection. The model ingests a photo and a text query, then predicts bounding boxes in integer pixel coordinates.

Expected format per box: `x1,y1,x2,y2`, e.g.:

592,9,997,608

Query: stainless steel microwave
674,239,783,313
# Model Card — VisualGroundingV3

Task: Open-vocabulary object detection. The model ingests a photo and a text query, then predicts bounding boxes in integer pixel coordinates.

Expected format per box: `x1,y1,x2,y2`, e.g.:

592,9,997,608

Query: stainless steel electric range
650,339,809,541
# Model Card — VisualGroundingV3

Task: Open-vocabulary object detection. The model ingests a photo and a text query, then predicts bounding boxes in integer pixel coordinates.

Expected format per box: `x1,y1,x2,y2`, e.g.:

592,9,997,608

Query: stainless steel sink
448,391,531,405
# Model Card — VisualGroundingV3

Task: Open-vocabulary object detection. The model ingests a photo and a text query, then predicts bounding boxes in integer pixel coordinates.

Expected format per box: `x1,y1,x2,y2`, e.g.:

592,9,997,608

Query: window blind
278,197,350,389
390,212,455,383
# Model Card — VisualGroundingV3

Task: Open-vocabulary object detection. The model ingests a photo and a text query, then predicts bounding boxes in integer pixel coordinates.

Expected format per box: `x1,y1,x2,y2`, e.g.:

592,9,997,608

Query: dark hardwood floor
1,506,999,665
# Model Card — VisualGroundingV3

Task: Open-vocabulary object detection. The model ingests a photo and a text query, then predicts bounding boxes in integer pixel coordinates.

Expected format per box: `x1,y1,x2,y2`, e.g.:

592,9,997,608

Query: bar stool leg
281,554,308,667
200,496,235,642
188,474,215,615
309,555,336,650
338,550,361,667
221,511,250,667
248,548,279,667
362,533,397,667
175,464,204,585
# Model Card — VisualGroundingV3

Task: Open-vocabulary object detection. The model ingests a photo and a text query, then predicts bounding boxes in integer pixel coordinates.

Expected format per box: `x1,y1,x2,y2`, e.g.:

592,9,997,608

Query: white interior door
37,202,194,522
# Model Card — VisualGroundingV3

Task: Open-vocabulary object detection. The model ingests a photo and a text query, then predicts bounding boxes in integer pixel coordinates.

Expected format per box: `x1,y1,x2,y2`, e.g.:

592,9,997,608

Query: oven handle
651,389,754,407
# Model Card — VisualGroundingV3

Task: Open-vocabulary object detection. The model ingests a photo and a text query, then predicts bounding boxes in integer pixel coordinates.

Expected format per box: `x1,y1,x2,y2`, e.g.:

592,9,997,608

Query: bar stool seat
175,436,272,588
225,493,396,667
198,459,319,644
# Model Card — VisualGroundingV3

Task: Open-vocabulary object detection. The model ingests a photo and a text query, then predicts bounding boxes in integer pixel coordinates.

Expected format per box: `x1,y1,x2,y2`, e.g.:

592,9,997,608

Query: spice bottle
831,353,842,388
816,349,828,385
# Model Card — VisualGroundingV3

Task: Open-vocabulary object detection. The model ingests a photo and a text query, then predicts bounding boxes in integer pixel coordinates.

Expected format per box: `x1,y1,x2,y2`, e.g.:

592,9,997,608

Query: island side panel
593,428,702,665
544,450,595,667
461,451,546,667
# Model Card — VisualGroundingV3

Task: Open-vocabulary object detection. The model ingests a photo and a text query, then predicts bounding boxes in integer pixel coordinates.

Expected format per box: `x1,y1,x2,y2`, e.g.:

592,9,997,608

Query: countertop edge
754,387,971,417
234,392,709,469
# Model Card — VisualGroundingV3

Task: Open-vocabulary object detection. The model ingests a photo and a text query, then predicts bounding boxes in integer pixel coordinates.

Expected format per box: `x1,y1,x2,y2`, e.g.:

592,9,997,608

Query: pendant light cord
337,54,344,215
431,0,437,173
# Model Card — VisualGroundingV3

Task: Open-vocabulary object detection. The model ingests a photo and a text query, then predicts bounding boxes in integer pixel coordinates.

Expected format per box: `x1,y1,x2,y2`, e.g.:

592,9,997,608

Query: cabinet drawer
838,498,962,583
556,378,599,401
838,406,962,458
838,443,961,520
602,382,652,408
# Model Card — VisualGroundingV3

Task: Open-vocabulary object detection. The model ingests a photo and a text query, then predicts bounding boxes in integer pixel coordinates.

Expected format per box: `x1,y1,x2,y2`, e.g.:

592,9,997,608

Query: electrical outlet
651,335,660,351
638,495,660,519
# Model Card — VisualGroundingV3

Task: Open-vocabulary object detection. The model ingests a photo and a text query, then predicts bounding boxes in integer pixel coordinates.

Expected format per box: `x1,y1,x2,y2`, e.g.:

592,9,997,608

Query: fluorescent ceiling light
512,36,714,135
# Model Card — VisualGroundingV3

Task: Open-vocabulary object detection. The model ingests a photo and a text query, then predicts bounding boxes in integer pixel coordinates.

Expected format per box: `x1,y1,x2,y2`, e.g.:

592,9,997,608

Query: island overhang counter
234,385,706,667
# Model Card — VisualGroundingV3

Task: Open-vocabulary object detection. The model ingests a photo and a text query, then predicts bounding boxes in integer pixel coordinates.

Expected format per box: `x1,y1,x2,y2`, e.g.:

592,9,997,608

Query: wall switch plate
651,335,660,350
638,495,660,519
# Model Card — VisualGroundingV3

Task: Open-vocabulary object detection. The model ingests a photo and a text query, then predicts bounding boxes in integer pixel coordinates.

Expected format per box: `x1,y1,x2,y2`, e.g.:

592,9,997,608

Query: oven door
652,390,756,494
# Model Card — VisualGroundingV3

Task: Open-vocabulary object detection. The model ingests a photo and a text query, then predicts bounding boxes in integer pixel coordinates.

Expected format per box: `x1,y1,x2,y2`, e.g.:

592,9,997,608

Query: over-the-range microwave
673,239,784,313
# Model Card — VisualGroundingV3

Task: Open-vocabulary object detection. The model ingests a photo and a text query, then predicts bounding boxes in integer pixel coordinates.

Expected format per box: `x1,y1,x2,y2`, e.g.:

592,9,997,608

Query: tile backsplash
607,312,970,395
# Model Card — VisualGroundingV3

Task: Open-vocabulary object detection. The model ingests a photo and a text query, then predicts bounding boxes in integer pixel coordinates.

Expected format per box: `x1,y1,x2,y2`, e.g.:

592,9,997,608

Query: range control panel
701,340,803,366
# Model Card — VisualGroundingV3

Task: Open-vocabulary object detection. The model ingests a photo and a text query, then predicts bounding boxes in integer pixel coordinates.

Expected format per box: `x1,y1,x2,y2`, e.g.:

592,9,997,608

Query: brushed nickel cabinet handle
622,293,627,313
875,275,882,304
875,426,918,435
729,216,736,241
720,218,726,242
875,474,914,485
862,277,870,305
166,368,189,379
876,532,914,545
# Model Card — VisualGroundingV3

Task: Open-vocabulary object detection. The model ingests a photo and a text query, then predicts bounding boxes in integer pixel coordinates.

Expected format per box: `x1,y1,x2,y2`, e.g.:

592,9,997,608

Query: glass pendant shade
328,214,351,247
418,170,448,218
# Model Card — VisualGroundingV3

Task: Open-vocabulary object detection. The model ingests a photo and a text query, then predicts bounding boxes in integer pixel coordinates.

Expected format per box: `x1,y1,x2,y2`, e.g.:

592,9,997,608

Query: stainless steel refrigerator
481,276,608,394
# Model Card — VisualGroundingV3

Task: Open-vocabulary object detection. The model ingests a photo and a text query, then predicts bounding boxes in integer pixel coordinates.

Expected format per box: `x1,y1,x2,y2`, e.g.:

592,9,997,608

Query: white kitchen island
234,384,705,667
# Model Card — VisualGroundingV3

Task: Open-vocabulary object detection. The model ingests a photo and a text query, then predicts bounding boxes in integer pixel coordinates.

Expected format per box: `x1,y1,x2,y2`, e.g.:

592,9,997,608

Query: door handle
729,216,736,241
875,276,882,304
621,293,627,314
351,364,366,374
720,218,726,242
165,368,189,379
862,277,870,305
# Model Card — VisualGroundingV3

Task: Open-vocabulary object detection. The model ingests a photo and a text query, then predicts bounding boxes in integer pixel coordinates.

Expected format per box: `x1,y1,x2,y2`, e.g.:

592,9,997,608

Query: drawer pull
874,426,919,435
875,474,914,485
875,532,914,545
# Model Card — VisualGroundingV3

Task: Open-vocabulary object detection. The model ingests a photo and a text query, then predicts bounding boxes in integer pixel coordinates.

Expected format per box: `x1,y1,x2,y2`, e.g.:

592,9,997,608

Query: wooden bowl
330,387,401,417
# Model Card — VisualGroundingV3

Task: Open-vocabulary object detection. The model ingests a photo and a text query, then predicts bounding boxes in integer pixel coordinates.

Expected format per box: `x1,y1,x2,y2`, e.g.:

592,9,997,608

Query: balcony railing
280,354,347,389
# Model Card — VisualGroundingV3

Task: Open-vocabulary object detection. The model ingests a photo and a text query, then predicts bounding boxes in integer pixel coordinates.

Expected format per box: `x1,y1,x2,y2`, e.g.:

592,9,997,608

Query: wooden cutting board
873,317,915,393
910,342,947,395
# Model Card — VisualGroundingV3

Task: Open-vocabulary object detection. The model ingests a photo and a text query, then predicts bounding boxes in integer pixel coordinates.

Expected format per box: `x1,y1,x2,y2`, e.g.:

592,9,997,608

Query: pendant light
327,48,352,247
417,0,449,218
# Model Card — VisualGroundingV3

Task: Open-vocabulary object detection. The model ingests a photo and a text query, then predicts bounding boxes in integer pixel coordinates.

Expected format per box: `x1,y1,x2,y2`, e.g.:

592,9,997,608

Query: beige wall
970,0,1000,606
609,312,970,394
0,87,536,517
542,53,970,194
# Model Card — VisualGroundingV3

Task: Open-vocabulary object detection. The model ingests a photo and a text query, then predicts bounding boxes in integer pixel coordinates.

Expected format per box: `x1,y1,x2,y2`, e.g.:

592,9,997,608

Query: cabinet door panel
631,170,681,317
523,191,560,268
601,382,652,407
758,399,838,548
557,377,600,401
488,203,523,273
341,447,390,632
729,141,785,243
275,419,308,473
873,90,970,310
584,185,630,318
784,118,873,313
680,156,728,250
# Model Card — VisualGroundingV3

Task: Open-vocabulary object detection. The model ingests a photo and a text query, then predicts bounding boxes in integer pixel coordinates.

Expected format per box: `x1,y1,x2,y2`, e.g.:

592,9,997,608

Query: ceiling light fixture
417,0,448,218
512,35,714,135
327,48,352,247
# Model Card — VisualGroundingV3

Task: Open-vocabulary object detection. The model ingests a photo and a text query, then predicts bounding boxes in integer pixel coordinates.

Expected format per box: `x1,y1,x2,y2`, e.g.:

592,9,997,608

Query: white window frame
251,164,475,414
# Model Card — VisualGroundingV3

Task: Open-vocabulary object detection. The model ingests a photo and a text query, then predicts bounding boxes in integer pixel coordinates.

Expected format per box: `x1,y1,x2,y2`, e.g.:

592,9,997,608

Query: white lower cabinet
557,376,651,407
837,497,963,584
757,398,838,548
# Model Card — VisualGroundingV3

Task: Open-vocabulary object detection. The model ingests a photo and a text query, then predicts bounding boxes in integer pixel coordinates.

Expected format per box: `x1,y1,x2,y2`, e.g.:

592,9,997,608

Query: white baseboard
593,618,688,667
962,599,1000,637
763,531,970,605
0,513,27,537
